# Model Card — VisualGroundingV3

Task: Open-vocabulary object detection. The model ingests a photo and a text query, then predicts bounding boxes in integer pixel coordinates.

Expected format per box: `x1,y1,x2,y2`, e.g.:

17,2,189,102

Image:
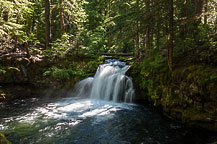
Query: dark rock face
130,63,217,131
0,56,102,101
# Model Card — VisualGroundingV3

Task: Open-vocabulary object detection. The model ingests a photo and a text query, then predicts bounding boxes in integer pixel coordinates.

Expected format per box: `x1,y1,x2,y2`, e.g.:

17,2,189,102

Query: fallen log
99,53,134,57
0,53,27,58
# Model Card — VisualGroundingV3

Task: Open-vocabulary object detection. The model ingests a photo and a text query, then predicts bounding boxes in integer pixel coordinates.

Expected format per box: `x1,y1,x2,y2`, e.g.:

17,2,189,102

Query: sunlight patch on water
1,97,215,144
57,100,94,113
1,98,134,136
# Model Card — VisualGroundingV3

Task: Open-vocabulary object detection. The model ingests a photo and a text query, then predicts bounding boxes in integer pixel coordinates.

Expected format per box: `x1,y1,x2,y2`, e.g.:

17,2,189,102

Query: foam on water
73,59,135,102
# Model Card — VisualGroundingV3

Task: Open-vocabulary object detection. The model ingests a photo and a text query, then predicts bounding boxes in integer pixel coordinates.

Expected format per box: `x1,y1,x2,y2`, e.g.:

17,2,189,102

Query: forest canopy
0,0,217,70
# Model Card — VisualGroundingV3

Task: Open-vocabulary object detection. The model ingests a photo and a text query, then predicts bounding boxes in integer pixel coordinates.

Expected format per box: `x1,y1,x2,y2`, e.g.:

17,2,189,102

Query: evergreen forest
1,0,217,143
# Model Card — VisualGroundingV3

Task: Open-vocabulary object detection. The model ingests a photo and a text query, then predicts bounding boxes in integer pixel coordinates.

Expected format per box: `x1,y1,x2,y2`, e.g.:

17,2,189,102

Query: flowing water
73,59,134,102
0,60,217,144
1,98,217,144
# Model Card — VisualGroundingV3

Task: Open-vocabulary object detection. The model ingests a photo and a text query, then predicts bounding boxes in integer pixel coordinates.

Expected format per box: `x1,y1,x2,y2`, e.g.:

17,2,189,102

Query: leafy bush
0,66,20,75
43,66,86,80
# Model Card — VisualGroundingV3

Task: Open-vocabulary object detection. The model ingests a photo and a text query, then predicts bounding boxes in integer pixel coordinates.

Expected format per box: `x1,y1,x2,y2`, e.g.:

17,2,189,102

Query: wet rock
0,132,11,144
204,102,217,114
170,108,183,120
193,101,203,111
129,62,217,131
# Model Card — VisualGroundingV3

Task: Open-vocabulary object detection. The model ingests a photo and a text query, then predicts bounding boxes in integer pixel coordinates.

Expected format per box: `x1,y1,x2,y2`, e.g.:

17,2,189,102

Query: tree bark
145,0,150,51
14,14,20,52
45,0,51,49
135,20,139,57
204,0,208,24
135,0,140,56
51,0,57,41
145,25,149,50
32,12,35,32
59,0,64,33
3,11,8,22
168,0,174,73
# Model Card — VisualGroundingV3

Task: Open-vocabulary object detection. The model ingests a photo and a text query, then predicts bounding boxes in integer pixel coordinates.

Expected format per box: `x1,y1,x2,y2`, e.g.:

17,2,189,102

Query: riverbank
1,53,217,132
0,54,104,102
130,54,217,131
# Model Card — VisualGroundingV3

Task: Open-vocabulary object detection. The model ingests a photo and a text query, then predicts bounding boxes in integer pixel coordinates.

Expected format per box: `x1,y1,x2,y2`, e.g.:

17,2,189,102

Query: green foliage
8,67,20,72
0,0,33,42
140,54,167,76
0,68,6,74
0,132,11,144
0,66,20,75
43,66,86,80
84,60,98,75
1,0,217,61
46,34,74,57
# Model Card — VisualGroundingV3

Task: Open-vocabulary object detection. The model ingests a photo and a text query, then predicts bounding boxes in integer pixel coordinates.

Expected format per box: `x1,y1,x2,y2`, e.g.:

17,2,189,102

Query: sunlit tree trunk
51,0,56,41
45,0,51,49
59,0,64,33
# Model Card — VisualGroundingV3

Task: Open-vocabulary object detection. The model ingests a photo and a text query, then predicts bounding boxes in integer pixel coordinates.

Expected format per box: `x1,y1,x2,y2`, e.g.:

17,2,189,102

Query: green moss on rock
0,132,11,144
130,58,217,131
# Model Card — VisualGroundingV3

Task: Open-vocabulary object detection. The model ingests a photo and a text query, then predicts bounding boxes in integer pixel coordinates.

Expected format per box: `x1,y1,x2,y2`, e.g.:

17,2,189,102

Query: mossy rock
204,102,217,114
170,108,184,120
182,108,213,122
210,89,217,101
0,133,11,144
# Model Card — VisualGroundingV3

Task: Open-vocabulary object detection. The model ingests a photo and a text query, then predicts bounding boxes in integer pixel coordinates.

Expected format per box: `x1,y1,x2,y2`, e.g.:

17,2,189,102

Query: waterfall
73,59,135,102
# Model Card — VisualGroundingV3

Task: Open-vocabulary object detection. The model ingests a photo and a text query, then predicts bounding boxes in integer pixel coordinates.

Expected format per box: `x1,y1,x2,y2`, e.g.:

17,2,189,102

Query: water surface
1,97,217,144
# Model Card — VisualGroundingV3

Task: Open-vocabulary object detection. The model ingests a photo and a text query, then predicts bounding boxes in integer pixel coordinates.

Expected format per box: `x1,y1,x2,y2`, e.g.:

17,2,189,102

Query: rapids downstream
0,60,217,143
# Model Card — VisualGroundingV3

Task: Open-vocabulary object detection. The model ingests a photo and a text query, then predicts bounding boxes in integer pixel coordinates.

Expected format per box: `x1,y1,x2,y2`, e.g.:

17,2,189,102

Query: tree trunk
145,25,149,50
135,0,140,57
3,11,8,22
32,12,35,32
191,0,204,19
45,0,51,49
204,0,208,24
51,0,57,41
145,0,150,52
14,36,18,52
150,1,153,50
135,20,139,57
168,0,174,73
14,14,20,52
59,0,64,33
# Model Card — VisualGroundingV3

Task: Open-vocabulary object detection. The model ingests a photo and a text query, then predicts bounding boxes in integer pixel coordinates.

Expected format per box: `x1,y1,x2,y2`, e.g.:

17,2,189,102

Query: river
0,97,217,144
0,59,217,143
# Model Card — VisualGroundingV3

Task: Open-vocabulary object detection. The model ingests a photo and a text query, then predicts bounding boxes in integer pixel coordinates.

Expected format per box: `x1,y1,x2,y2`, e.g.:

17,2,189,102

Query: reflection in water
0,97,217,144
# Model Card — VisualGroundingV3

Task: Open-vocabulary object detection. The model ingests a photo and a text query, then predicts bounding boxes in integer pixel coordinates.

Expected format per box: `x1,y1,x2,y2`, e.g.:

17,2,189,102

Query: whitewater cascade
73,59,135,102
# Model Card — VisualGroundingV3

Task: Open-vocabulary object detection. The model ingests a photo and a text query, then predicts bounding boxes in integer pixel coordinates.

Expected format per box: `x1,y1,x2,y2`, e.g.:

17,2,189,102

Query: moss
170,108,184,119
130,57,217,131
182,108,211,122
0,132,11,144
0,55,104,100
